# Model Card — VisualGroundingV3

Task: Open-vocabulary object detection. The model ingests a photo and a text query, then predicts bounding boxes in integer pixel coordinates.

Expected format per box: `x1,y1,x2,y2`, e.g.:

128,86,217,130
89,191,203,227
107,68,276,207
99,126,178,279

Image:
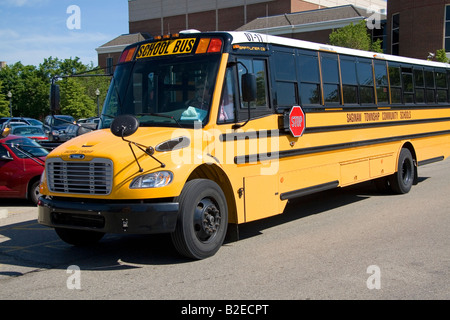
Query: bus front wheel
390,148,415,194
171,179,228,260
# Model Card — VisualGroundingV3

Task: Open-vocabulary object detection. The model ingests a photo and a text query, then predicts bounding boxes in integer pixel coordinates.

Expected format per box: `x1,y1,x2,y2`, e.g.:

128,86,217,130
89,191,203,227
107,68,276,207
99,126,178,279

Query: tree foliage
329,20,383,53
0,80,10,117
435,49,449,63
0,57,111,121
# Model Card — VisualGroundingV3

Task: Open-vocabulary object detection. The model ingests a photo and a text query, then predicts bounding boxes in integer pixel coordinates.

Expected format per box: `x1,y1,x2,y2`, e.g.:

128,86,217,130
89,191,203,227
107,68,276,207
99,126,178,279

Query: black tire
389,148,415,194
373,176,392,194
28,180,41,205
171,179,228,260
55,228,104,246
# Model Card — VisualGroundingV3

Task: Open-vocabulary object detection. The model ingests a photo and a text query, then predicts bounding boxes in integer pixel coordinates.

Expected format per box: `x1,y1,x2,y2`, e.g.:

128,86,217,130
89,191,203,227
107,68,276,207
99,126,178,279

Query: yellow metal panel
244,174,279,223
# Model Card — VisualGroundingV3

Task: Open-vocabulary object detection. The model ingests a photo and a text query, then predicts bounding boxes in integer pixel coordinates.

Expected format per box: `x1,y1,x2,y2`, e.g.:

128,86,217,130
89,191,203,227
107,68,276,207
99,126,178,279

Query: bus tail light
207,38,223,53
119,47,136,63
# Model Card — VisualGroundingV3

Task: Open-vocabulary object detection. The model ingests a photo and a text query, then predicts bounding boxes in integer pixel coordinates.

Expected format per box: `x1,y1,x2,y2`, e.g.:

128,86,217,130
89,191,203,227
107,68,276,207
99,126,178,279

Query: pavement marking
0,235,11,244
0,210,8,219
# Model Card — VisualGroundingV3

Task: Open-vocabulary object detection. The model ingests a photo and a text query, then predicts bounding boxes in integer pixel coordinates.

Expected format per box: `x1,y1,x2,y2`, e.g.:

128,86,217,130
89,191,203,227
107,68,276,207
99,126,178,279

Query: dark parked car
0,135,48,204
43,115,75,142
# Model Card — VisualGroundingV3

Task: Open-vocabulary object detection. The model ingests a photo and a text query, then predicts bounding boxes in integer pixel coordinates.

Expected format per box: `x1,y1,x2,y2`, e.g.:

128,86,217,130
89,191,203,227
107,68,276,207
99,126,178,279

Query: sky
0,0,129,67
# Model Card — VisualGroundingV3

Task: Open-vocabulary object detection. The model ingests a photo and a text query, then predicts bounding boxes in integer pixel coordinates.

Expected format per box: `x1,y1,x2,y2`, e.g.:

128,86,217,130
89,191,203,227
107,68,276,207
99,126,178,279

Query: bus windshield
100,55,221,129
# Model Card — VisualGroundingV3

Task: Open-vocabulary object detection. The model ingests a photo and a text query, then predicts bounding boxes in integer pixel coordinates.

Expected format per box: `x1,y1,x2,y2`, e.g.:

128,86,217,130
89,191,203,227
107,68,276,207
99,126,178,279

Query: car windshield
6,137,48,158
54,116,74,126
12,127,44,135
100,54,221,129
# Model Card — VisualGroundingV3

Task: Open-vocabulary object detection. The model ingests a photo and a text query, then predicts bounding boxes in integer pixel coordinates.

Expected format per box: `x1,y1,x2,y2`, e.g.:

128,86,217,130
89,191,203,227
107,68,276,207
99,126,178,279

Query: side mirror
50,84,60,113
241,73,257,103
110,115,140,138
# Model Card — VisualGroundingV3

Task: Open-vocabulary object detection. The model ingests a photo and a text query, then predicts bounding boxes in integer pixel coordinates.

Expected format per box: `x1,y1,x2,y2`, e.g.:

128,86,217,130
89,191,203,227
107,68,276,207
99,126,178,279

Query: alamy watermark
67,265,81,290
366,5,382,30
168,123,280,176
366,265,381,290
66,5,81,30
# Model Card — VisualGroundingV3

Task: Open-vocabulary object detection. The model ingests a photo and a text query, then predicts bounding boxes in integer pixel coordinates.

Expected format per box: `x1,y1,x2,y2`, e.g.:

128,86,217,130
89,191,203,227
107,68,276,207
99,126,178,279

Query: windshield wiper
137,113,182,127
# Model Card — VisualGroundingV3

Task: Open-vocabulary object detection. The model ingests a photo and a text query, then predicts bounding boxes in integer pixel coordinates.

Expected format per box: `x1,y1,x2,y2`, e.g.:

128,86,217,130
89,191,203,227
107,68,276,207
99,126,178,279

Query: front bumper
38,197,179,234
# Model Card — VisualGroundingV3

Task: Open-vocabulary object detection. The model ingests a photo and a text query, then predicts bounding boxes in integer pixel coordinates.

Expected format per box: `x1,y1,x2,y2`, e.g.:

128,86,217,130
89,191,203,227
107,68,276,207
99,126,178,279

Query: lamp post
7,91,12,117
95,88,100,117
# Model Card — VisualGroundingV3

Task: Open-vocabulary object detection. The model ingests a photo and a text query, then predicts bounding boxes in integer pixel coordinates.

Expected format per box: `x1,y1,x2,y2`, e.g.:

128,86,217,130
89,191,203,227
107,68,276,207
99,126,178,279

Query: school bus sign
289,106,305,137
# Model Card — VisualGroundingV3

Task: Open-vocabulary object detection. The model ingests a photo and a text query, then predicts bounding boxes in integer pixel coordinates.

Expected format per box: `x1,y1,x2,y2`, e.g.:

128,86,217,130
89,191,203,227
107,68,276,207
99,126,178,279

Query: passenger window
340,57,358,105
273,50,298,108
321,53,340,104
298,51,321,105
414,68,425,103
435,70,448,103
374,62,389,104
357,59,375,104
389,65,402,104
402,67,414,104
424,70,435,103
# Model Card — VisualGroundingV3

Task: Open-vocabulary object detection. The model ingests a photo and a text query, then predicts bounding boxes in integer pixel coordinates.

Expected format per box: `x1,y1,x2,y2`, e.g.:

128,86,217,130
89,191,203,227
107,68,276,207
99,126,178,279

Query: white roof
228,31,450,69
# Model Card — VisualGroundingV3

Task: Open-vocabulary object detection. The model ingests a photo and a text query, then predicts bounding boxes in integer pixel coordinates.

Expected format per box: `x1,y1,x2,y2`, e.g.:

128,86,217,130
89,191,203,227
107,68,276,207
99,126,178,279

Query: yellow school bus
38,31,450,259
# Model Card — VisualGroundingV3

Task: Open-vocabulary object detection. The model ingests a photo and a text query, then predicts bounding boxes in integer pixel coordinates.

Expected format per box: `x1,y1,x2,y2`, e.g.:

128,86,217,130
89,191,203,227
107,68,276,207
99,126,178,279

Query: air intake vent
47,158,113,195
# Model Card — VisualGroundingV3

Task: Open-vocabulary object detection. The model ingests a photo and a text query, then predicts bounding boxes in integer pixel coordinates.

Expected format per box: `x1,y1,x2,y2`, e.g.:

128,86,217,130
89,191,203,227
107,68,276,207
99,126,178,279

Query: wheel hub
194,198,221,242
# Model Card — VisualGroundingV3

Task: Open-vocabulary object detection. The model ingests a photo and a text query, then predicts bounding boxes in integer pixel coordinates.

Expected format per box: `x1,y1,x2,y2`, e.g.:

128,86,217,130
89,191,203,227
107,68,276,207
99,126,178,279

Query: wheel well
187,164,238,224
400,142,418,184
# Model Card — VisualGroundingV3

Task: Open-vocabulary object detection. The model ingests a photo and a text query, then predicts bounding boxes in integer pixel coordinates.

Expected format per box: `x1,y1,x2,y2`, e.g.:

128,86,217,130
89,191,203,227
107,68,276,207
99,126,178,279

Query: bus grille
47,158,113,195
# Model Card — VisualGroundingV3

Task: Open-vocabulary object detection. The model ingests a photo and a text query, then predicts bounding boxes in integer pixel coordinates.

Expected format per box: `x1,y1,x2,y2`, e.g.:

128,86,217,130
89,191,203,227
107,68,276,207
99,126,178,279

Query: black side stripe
234,130,450,164
305,117,450,134
417,156,445,166
220,116,450,142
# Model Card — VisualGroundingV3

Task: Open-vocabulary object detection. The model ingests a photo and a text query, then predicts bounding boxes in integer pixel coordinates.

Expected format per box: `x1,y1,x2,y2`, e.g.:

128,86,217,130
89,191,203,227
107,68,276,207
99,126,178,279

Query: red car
0,135,48,204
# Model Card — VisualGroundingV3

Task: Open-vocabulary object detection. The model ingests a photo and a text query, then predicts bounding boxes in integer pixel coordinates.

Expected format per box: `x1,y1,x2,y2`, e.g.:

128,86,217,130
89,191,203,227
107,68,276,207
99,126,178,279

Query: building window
445,5,450,52
392,13,400,55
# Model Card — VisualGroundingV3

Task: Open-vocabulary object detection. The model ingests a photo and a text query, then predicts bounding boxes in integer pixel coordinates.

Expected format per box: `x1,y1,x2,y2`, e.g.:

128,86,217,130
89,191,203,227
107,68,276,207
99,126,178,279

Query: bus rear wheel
389,148,415,194
171,179,228,260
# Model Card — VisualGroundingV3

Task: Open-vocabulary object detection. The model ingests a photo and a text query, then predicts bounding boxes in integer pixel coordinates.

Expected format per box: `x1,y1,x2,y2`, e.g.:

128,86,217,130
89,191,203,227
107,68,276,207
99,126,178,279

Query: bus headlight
130,171,173,189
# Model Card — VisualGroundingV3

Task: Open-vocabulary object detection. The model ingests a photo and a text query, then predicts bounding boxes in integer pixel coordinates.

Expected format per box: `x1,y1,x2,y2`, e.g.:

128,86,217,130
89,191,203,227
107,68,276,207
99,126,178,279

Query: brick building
386,0,450,60
97,0,387,71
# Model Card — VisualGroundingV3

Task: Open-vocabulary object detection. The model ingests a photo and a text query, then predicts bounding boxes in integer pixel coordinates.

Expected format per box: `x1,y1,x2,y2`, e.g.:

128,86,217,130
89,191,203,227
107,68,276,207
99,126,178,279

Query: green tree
0,57,110,121
329,20,383,53
435,49,449,63
60,77,97,119
0,62,49,119
0,80,10,117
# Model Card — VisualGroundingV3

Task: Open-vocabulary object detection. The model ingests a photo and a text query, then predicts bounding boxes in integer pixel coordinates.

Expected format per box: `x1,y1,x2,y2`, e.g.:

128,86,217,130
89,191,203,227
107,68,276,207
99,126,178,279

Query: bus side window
321,53,341,104
340,56,359,105
374,62,389,104
236,57,270,121
424,69,435,103
435,69,448,103
357,58,375,104
273,50,298,108
298,51,321,105
389,65,402,104
218,68,236,123
414,68,425,103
